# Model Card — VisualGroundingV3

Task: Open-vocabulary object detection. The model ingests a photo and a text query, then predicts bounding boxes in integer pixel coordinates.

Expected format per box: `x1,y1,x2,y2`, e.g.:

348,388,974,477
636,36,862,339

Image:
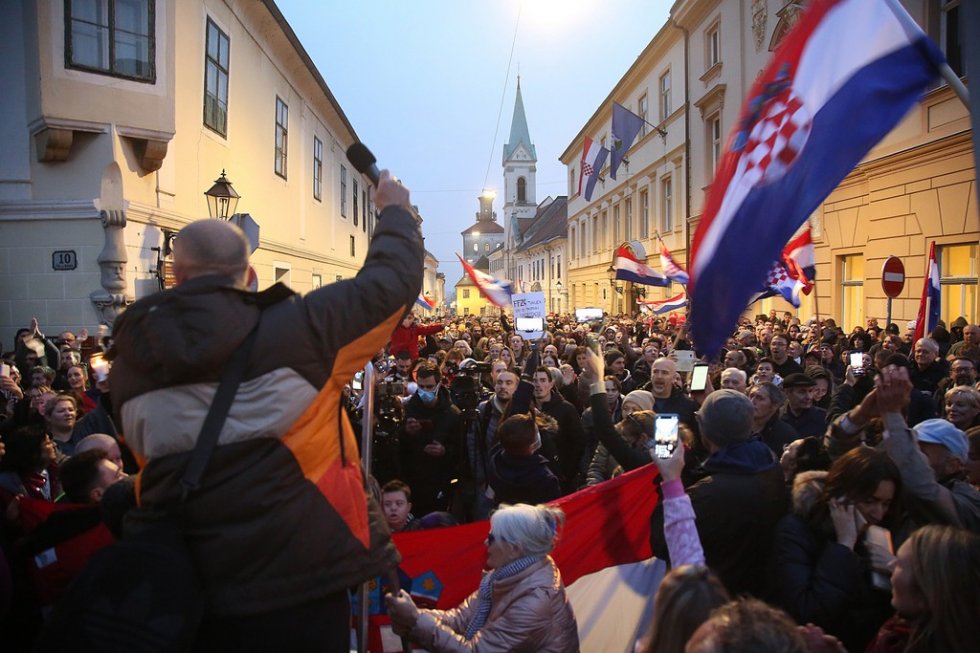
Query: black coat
651,440,788,598
400,387,461,515
487,449,561,507
538,391,585,491
770,513,893,653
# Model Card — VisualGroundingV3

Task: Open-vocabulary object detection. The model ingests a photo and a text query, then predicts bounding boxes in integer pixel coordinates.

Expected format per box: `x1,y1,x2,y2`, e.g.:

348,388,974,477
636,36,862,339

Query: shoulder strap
180,322,261,501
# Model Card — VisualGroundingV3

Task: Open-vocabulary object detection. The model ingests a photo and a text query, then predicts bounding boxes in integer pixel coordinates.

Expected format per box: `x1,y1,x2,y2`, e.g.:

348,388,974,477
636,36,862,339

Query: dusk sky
277,0,672,288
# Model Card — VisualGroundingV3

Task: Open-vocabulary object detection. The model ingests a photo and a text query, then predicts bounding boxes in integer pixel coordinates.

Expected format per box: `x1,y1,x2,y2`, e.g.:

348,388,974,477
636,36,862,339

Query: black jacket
487,449,561,507
770,507,893,652
651,439,788,598
400,386,461,514
756,414,800,457
538,391,585,490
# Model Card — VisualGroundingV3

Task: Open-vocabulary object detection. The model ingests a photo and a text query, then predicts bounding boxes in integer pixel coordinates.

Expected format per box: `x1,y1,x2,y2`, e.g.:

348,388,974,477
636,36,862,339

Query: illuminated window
840,254,865,331
940,243,977,324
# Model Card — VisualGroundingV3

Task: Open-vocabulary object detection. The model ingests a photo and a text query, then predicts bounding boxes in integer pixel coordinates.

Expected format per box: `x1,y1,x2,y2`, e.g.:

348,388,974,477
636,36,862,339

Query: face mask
417,388,438,403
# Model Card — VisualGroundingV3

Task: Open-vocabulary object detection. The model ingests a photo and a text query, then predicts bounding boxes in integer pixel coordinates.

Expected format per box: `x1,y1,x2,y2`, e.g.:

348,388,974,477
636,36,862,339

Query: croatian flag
688,0,944,356
639,292,688,314
579,137,609,201
615,245,670,287
784,228,816,283
456,254,513,308
415,293,436,311
913,241,940,342
658,236,690,285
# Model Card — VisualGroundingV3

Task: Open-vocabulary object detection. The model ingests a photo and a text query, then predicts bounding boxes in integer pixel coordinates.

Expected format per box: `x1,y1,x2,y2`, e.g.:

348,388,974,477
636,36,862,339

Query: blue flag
610,103,645,180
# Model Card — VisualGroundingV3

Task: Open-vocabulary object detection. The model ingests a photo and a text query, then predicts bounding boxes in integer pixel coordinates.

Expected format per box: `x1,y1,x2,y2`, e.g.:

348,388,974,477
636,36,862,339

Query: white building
0,0,417,344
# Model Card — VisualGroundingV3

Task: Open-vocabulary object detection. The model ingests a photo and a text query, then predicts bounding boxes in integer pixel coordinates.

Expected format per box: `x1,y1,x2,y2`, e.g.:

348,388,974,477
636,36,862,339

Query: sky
277,0,673,289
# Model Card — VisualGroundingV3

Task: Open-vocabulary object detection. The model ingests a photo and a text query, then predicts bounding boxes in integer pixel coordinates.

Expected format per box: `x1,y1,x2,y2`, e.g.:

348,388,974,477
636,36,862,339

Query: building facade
561,21,688,316
562,0,974,330
0,0,407,344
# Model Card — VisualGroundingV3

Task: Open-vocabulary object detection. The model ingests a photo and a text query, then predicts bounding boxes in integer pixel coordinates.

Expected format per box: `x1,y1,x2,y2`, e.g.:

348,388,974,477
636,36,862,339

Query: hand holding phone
849,352,865,375
651,414,679,459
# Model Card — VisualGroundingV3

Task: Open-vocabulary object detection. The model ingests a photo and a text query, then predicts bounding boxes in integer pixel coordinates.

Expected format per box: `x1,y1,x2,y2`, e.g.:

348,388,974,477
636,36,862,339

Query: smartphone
515,317,544,332
866,525,894,590
849,351,865,375
575,307,603,323
0,363,9,378
674,350,696,373
690,363,709,392
652,413,679,459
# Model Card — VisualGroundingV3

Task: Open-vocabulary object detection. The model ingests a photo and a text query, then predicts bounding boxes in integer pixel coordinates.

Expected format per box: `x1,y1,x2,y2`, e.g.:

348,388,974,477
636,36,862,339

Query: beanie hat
622,390,654,412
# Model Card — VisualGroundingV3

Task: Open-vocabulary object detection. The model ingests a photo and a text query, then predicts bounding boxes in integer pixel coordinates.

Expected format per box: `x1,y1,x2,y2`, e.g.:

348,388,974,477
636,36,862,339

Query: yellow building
454,271,491,318
564,0,975,331
0,0,390,341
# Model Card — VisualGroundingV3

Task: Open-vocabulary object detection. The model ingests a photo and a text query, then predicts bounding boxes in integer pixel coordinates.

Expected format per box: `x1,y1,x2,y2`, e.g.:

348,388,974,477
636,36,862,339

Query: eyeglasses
487,532,499,545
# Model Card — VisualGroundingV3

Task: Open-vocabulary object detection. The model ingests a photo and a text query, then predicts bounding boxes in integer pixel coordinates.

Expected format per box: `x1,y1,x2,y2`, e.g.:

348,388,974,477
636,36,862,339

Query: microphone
346,142,381,187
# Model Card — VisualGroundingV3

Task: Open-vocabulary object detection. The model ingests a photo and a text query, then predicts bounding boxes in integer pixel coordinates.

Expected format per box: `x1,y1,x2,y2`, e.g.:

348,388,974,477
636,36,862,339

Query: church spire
502,77,536,163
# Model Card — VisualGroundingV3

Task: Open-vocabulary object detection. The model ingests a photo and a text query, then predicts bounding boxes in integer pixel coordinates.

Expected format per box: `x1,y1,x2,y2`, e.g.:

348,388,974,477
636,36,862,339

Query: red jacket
390,322,444,359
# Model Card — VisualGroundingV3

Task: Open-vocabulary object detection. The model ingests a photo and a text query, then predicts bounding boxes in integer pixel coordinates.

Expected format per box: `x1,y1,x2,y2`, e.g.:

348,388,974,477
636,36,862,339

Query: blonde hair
944,385,980,410
490,504,564,557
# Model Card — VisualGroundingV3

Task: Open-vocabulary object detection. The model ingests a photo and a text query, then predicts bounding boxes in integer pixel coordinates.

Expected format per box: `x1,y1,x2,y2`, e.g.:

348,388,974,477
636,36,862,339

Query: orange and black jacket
108,204,423,616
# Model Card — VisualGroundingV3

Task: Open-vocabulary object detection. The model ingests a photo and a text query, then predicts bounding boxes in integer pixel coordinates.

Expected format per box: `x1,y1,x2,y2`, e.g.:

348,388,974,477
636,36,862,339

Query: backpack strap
180,321,261,502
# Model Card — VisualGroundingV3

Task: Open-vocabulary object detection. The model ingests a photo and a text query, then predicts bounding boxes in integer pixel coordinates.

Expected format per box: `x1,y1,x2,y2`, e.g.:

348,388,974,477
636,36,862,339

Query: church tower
502,77,537,277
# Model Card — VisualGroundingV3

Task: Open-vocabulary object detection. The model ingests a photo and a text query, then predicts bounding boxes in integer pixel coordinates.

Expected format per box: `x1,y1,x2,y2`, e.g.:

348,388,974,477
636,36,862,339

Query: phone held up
689,363,709,392
651,413,679,460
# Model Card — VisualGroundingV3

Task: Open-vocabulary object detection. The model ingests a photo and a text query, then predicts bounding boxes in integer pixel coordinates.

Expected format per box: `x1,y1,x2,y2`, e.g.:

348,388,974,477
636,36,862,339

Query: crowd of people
1,180,979,650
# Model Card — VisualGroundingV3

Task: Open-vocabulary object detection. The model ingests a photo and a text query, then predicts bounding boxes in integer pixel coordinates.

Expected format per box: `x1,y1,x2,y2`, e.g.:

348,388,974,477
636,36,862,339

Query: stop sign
881,256,905,298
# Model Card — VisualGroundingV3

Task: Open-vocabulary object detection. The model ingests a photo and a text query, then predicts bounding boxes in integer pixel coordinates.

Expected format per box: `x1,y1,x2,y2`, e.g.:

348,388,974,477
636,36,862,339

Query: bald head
173,220,250,286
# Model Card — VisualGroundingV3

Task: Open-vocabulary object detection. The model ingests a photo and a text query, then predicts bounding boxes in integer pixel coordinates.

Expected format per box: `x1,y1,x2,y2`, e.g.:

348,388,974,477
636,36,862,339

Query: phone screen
690,364,709,392
653,414,679,459
849,352,864,372
515,317,544,332
575,308,603,323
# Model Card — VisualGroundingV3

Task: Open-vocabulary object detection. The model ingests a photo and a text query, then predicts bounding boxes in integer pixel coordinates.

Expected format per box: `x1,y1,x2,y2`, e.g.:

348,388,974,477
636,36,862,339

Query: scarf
463,554,541,640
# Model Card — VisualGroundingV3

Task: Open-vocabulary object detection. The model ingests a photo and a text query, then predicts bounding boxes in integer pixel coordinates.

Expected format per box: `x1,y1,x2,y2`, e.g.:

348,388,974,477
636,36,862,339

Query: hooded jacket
109,204,423,615
650,439,788,598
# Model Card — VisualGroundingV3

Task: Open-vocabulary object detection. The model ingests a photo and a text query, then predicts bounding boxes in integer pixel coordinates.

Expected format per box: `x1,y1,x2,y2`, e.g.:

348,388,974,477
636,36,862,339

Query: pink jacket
410,556,579,652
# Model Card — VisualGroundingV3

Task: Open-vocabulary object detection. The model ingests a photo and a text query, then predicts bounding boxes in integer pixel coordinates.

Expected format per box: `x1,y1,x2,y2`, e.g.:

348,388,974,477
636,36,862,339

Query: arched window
517,177,527,203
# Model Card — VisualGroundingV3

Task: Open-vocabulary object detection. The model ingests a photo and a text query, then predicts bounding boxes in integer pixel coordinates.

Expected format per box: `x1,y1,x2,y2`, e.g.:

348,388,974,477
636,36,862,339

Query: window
840,254,865,331
611,207,618,246
580,221,587,257
312,273,322,289
941,1,963,77
312,136,323,201
628,198,637,240
638,94,649,138
707,24,720,67
203,18,229,136
570,227,576,259
569,166,576,196
517,177,527,203
662,178,673,233
66,0,155,82
463,289,471,299
940,243,977,324
274,264,290,286
592,215,599,253
464,307,470,316
352,180,359,226
659,71,671,121
350,235,356,257
485,243,490,252
557,255,561,278
709,114,722,177
362,190,367,232
599,211,609,249
340,165,347,217
640,189,650,238
473,242,478,253
274,97,288,178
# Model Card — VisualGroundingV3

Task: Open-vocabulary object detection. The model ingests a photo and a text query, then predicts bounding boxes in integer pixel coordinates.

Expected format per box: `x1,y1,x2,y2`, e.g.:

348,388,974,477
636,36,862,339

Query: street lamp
204,169,241,220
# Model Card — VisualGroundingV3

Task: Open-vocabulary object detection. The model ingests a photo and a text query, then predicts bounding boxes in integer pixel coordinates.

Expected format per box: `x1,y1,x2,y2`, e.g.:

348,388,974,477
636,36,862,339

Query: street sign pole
881,256,906,330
